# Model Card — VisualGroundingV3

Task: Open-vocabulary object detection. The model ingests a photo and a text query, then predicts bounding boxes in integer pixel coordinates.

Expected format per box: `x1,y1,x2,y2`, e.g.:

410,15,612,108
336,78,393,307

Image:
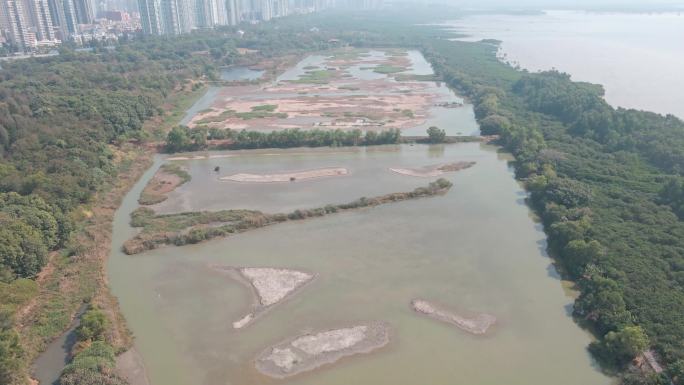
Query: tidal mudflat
185,48,478,136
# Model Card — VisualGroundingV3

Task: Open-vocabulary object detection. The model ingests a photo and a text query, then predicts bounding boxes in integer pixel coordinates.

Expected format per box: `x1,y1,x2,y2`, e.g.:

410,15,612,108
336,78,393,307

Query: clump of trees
165,126,402,152
427,126,446,143
59,342,126,385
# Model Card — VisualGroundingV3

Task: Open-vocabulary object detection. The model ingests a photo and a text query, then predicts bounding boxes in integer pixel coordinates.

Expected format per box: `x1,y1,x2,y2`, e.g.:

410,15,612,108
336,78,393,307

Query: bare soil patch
187,49,444,133
138,164,190,205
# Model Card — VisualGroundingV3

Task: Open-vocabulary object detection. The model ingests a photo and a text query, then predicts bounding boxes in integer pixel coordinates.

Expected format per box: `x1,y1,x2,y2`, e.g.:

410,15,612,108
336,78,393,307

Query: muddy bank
221,167,348,183
115,347,151,385
211,267,314,329
411,299,496,335
255,322,390,379
138,164,191,205
390,161,475,177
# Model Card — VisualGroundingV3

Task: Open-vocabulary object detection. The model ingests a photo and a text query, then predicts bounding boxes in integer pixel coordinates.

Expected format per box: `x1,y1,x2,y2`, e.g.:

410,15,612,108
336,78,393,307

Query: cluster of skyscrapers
138,0,382,36
137,0,342,35
0,0,381,52
0,0,94,49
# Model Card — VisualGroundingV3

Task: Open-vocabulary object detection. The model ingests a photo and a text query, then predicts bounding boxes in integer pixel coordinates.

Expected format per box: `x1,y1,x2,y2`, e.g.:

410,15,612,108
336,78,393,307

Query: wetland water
107,50,611,385
448,10,684,118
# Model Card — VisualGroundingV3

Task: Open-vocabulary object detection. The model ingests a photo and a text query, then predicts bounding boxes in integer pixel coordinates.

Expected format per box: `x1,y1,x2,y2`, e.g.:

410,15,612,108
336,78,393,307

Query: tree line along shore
1,7,683,385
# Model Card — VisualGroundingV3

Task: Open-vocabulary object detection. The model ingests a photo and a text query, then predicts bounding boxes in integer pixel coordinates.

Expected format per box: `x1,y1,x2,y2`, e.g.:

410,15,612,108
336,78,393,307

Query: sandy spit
411,299,496,335
211,266,315,329
220,167,349,183
390,161,476,177
255,322,390,379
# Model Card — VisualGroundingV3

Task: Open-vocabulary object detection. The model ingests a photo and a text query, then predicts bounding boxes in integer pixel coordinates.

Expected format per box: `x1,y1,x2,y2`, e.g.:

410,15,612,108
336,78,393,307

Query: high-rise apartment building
27,0,57,40
225,0,237,25
159,0,179,33
140,0,194,35
0,0,33,48
138,0,161,33
73,0,93,23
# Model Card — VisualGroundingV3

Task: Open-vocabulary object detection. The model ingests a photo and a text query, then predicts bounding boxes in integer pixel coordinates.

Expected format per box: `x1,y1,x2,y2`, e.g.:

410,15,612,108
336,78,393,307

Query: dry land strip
138,164,191,205
411,299,496,335
122,178,453,254
390,161,476,177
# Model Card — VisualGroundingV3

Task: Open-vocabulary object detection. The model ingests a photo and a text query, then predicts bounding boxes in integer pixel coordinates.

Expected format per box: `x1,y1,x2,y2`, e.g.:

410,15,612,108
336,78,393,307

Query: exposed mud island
210,266,314,329
411,299,496,335
390,161,476,177
255,322,390,379
138,164,191,205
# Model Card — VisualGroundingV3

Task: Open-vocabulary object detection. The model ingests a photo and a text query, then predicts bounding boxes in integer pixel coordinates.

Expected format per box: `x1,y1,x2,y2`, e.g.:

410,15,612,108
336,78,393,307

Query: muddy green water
108,142,610,385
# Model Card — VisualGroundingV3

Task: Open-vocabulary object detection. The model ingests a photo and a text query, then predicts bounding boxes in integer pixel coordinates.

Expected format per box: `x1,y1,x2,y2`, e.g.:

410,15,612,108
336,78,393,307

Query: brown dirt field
138,168,184,205
188,49,442,132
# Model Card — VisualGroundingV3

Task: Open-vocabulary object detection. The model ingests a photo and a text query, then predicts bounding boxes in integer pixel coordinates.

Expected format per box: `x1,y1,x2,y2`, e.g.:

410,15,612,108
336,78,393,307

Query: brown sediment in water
115,347,151,385
390,161,476,177
210,266,315,329
255,322,390,379
411,299,496,335
220,167,349,183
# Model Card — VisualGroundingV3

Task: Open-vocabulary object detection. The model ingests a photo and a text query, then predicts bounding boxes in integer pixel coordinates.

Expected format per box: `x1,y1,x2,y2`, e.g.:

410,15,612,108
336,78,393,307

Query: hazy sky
434,0,684,9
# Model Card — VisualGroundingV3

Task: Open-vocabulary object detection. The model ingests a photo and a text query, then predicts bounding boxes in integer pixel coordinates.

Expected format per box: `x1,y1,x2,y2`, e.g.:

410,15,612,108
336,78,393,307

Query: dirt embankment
138,164,191,205
390,161,476,178
411,299,496,335
211,266,314,329
122,178,453,255
255,322,390,379
221,167,349,183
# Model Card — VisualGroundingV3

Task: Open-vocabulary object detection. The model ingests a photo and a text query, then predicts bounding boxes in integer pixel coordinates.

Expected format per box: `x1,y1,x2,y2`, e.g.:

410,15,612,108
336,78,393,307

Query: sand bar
220,167,349,183
411,299,496,335
255,322,390,378
211,266,314,329
390,161,475,177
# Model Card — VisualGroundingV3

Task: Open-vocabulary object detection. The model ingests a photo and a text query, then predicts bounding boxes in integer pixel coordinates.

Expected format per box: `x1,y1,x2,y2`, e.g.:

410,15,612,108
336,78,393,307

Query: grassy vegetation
371,65,406,74
338,85,360,91
147,85,209,141
196,105,286,124
394,73,440,81
123,178,453,254
291,69,335,84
